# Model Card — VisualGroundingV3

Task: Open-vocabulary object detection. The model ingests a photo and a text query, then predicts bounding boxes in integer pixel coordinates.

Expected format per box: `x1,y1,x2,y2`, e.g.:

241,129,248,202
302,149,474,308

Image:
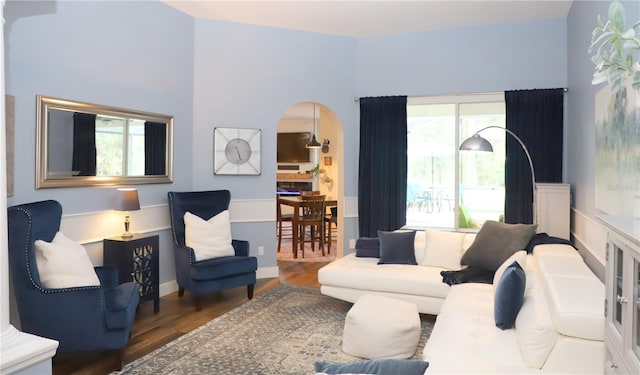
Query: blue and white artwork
595,83,640,215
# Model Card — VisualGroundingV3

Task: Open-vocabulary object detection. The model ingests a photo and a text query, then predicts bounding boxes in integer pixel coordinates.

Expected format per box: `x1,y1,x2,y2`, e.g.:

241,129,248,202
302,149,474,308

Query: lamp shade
459,133,494,152
114,188,140,211
306,133,322,148
458,126,537,225
306,103,322,149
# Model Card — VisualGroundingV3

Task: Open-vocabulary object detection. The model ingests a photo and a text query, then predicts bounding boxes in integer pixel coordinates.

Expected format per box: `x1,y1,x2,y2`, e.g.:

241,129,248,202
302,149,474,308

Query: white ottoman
342,294,421,359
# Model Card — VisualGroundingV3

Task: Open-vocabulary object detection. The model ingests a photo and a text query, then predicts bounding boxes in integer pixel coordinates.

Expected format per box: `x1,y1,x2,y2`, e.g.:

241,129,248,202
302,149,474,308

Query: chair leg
299,224,305,258
113,348,124,371
277,221,283,252
178,286,185,297
194,295,202,311
319,224,325,256
326,221,332,254
247,284,254,299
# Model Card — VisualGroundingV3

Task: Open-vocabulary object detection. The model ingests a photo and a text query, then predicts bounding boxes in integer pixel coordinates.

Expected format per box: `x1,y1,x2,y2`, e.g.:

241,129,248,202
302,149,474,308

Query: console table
103,234,160,313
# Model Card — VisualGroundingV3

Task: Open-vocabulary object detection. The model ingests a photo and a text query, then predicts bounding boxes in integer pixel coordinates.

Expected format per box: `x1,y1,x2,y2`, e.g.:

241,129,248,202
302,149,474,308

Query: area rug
116,285,434,375
277,238,337,262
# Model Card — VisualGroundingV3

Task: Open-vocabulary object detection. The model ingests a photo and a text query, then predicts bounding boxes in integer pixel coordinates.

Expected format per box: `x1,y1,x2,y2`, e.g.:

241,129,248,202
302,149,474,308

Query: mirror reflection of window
95,116,146,176
37,95,173,188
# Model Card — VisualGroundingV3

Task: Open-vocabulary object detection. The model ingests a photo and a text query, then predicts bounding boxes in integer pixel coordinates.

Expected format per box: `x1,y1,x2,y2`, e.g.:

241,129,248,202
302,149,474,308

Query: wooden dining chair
324,206,337,254
297,194,326,258
300,190,321,196
276,198,293,252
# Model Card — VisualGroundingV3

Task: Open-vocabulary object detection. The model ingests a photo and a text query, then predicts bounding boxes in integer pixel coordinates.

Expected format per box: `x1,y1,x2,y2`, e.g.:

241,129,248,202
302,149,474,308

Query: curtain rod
353,88,569,102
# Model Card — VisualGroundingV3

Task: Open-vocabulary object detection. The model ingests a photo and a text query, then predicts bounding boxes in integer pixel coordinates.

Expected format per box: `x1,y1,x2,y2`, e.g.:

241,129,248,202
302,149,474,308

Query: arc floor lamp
459,126,537,225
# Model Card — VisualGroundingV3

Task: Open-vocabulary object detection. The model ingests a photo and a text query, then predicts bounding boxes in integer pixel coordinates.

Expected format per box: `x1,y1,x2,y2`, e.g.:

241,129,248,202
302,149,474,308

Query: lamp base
121,232,133,239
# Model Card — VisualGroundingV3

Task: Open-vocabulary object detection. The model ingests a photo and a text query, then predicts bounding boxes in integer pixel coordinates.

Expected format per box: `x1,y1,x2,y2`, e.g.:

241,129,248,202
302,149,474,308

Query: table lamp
114,188,140,238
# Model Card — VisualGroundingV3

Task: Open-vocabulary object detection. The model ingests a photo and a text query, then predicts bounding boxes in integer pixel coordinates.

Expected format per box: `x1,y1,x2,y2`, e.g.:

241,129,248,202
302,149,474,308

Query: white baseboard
158,266,280,297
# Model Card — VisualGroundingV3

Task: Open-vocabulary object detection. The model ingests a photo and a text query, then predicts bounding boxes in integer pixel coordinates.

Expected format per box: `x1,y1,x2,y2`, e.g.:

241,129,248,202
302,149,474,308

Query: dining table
277,195,337,259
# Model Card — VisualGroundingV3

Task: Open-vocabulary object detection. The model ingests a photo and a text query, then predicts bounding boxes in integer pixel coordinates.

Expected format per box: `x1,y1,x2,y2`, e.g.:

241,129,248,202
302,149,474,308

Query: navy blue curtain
358,96,408,236
505,88,564,224
144,122,167,175
72,113,96,176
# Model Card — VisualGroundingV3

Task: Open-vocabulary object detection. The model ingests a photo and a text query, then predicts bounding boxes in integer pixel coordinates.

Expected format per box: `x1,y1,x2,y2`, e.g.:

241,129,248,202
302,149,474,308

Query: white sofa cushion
319,253,450,299
414,230,426,264
515,277,559,369
541,276,605,341
423,283,528,368
535,247,605,341
421,228,465,270
461,233,476,254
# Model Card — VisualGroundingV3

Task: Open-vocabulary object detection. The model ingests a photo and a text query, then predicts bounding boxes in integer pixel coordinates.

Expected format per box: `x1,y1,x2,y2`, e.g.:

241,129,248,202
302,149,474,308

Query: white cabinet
536,183,570,240
599,216,640,374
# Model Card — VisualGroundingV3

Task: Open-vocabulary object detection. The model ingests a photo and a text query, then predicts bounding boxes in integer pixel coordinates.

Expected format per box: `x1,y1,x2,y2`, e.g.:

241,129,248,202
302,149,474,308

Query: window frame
407,92,505,231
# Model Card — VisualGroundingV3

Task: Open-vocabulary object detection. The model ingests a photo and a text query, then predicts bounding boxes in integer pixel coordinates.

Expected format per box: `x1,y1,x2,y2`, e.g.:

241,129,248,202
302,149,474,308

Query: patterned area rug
116,285,434,375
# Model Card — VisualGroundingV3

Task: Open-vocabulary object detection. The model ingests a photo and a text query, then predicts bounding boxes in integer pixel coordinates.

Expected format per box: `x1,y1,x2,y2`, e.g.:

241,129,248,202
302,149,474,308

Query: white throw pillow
493,250,527,287
421,228,465,270
184,210,235,261
34,231,100,288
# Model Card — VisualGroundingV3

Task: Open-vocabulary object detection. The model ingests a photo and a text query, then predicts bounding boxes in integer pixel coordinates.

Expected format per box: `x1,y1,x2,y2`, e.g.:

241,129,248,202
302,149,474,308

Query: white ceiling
162,0,574,38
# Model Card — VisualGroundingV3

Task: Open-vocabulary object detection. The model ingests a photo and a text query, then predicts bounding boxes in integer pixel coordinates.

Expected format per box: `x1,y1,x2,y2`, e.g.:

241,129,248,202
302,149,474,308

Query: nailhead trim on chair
11,207,103,303
167,194,196,264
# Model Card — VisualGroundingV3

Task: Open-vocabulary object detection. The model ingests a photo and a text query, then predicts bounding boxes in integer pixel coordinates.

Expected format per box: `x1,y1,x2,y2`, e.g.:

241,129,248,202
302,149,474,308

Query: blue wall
5,0,195,211
356,18,567,96
4,0,572,278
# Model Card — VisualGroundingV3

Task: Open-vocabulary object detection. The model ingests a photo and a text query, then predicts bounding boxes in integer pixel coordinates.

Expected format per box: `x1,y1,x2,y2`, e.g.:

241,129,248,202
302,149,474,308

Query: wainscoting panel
571,208,607,280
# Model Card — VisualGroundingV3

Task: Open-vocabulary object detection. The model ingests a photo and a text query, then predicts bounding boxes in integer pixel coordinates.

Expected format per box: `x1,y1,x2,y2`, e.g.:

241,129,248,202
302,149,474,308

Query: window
406,94,505,230
95,116,146,176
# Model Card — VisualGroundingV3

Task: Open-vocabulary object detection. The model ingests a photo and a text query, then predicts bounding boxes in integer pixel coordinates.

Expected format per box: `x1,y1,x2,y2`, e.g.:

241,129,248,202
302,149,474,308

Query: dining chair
297,194,326,257
300,190,321,196
324,206,337,254
276,198,293,252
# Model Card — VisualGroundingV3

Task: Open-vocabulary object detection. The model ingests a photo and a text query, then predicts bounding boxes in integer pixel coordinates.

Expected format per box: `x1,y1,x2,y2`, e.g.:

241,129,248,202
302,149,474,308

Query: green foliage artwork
592,1,640,215
589,1,640,92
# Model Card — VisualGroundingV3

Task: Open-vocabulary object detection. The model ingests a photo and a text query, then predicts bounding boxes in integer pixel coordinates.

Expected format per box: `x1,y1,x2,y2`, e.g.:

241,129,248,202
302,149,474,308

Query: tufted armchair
7,200,140,370
167,190,257,310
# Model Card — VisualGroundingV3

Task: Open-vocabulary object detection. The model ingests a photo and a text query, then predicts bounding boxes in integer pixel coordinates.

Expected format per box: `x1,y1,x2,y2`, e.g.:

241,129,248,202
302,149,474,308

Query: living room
2,0,639,373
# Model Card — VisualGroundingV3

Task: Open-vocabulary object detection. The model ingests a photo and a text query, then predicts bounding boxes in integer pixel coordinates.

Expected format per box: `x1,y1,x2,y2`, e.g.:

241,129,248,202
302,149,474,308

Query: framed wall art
214,127,261,175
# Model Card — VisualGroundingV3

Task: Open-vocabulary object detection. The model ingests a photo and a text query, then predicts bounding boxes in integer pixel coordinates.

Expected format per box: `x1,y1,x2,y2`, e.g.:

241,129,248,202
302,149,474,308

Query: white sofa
318,231,605,373
319,230,476,315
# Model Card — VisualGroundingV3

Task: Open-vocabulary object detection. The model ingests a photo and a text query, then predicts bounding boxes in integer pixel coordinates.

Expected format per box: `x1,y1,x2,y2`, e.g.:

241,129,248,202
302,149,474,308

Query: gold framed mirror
36,95,173,188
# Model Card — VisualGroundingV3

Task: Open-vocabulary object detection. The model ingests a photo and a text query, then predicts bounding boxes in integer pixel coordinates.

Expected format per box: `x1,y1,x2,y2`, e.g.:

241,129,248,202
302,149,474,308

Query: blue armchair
167,190,257,310
7,200,139,370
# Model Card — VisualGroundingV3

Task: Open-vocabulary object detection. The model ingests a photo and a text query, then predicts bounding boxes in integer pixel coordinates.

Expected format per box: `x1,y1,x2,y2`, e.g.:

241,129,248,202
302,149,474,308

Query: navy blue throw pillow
377,230,417,265
355,237,380,258
314,359,429,374
494,261,526,330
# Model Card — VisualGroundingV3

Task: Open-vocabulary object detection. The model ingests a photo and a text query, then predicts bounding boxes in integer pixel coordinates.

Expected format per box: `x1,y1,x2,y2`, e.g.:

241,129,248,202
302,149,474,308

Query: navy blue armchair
7,200,139,370
167,190,258,310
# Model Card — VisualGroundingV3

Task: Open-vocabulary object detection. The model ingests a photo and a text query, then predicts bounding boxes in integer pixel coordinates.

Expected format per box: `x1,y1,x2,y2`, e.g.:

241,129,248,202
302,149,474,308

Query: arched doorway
275,102,344,263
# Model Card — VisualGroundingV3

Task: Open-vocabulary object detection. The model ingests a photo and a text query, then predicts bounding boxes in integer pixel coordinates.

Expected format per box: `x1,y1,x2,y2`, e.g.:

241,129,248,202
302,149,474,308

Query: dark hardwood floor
52,260,330,375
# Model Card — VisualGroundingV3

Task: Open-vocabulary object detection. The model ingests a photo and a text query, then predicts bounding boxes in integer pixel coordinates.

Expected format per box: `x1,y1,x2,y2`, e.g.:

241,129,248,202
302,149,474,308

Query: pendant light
306,104,322,149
